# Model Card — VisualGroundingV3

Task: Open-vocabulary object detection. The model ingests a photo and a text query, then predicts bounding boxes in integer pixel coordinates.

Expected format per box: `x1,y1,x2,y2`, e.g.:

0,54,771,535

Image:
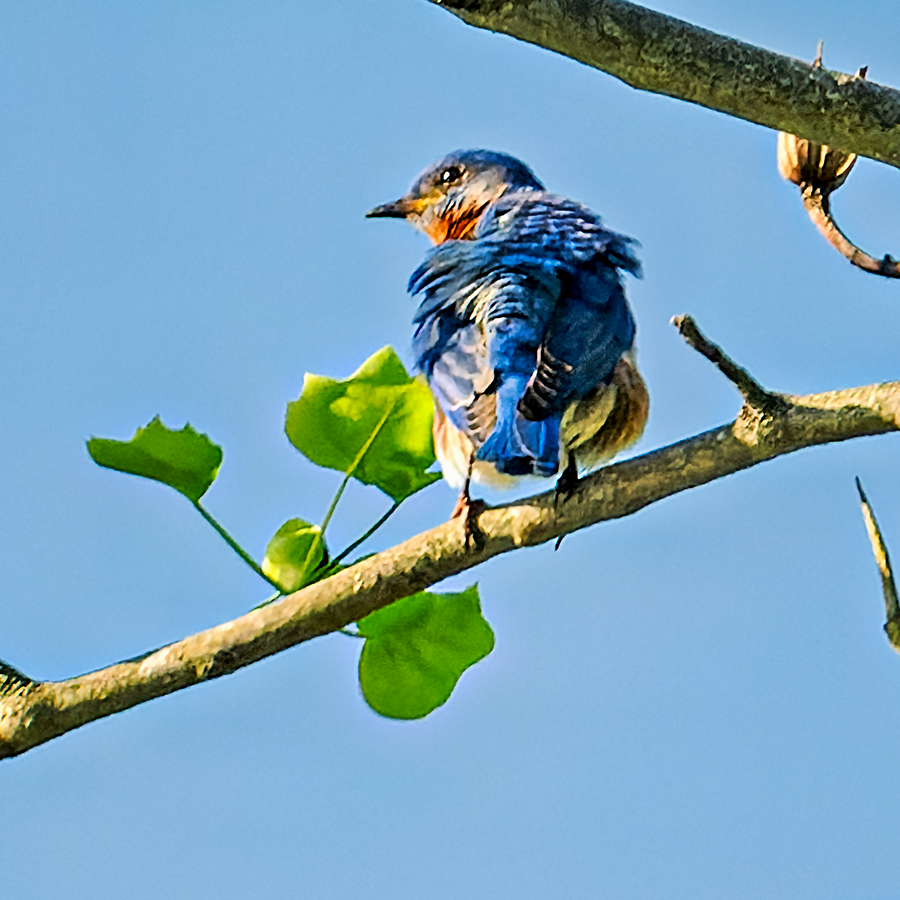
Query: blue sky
2,2,900,898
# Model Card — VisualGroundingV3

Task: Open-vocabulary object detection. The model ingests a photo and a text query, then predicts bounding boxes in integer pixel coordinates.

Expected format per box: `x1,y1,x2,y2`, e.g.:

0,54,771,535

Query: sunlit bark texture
2,336,898,757
428,0,900,167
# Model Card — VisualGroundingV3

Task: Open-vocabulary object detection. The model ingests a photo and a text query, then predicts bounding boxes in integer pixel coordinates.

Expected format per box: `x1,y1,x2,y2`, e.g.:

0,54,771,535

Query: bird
367,149,648,512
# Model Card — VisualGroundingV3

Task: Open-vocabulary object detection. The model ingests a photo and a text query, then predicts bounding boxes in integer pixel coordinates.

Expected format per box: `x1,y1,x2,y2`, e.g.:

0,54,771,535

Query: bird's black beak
365,199,410,219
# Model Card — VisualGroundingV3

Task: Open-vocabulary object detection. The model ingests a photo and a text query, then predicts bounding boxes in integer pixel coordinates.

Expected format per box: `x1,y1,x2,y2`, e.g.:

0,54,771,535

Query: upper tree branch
2,376,898,758
428,0,900,168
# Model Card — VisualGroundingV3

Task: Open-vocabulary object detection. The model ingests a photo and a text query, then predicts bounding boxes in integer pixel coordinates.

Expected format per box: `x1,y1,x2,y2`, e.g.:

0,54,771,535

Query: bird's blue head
366,150,544,244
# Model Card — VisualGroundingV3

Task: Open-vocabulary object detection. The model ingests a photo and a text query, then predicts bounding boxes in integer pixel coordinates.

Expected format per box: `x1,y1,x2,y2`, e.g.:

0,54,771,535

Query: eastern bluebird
367,149,648,506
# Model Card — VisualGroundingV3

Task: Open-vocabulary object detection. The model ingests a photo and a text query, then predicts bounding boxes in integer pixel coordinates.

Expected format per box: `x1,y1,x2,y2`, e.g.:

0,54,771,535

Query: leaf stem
319,472,352,537
330,501,402,568
193,501,284,593
297,529,326,592
251,590,286,611
319,398,399,537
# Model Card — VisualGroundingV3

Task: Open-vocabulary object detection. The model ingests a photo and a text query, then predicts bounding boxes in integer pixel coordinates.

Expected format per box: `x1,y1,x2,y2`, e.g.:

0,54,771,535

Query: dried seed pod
776,131,856,198
778,130,900,278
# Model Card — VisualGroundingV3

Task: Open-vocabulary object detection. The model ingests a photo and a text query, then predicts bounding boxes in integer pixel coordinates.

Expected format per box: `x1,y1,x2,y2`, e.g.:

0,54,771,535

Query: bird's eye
440,165,463,185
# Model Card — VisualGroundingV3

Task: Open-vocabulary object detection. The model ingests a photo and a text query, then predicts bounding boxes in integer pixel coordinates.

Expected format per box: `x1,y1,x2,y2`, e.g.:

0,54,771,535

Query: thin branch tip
671,315,789,414
799,190,900,278
856,477,900,637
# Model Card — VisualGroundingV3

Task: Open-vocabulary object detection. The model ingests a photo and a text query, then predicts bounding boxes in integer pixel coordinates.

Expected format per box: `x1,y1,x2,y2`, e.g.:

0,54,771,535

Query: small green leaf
87,416,222,502
262,518,327,592
357,585,494,719
285,346,441,502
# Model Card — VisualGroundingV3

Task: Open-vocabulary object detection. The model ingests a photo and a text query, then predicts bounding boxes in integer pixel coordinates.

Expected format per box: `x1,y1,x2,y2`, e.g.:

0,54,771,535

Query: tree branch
672,315,790,414
428,0,900,168
856,478,900,649
798,187,900,275
2,365,898,758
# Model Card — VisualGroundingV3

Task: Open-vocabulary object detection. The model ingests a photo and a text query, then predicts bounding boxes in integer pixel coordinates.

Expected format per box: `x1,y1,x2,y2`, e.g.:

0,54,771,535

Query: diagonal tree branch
856,477,900,649
672,315,790,414
2,364,898,758
428,0,900,168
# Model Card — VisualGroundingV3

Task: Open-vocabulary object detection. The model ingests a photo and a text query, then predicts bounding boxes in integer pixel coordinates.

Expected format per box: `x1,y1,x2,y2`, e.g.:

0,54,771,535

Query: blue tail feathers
474,378,560,476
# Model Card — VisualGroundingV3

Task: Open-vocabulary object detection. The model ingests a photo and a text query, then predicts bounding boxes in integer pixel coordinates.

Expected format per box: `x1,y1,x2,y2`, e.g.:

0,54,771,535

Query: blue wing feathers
409,190,639,478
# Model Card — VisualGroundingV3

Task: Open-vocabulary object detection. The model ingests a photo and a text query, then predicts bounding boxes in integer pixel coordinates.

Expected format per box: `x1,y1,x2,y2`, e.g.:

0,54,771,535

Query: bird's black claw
554,456,580,509
463,499,487,550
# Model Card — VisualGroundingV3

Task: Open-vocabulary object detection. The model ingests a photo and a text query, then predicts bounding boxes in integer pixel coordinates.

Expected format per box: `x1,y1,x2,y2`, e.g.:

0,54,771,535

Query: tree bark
3,372,898,758
428,0,900,168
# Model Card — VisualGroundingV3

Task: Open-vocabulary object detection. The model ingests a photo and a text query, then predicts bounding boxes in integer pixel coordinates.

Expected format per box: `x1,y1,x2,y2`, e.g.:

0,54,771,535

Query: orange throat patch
423,203,486,244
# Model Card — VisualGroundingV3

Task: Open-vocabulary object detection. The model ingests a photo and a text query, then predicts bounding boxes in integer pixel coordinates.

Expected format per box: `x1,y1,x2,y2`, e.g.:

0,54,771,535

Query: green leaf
262,518,327,592
285,346,441,502
87,416,222,502
357,585,494,719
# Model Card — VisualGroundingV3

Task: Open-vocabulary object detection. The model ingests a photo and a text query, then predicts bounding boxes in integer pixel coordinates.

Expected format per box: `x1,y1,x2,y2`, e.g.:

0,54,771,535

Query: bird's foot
451,493,487,551
451,465,487,550
553,456,580,551
554,455,580,510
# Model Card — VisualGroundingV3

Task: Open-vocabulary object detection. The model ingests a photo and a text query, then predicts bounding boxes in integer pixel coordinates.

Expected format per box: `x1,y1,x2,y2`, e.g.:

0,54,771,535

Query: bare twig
855,478,900,649
799,189,900,277
672,315,791,415
813,41,824,69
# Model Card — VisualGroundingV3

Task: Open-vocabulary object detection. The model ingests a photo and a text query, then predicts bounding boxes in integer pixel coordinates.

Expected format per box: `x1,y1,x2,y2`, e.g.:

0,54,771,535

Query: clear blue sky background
2,2,900,898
